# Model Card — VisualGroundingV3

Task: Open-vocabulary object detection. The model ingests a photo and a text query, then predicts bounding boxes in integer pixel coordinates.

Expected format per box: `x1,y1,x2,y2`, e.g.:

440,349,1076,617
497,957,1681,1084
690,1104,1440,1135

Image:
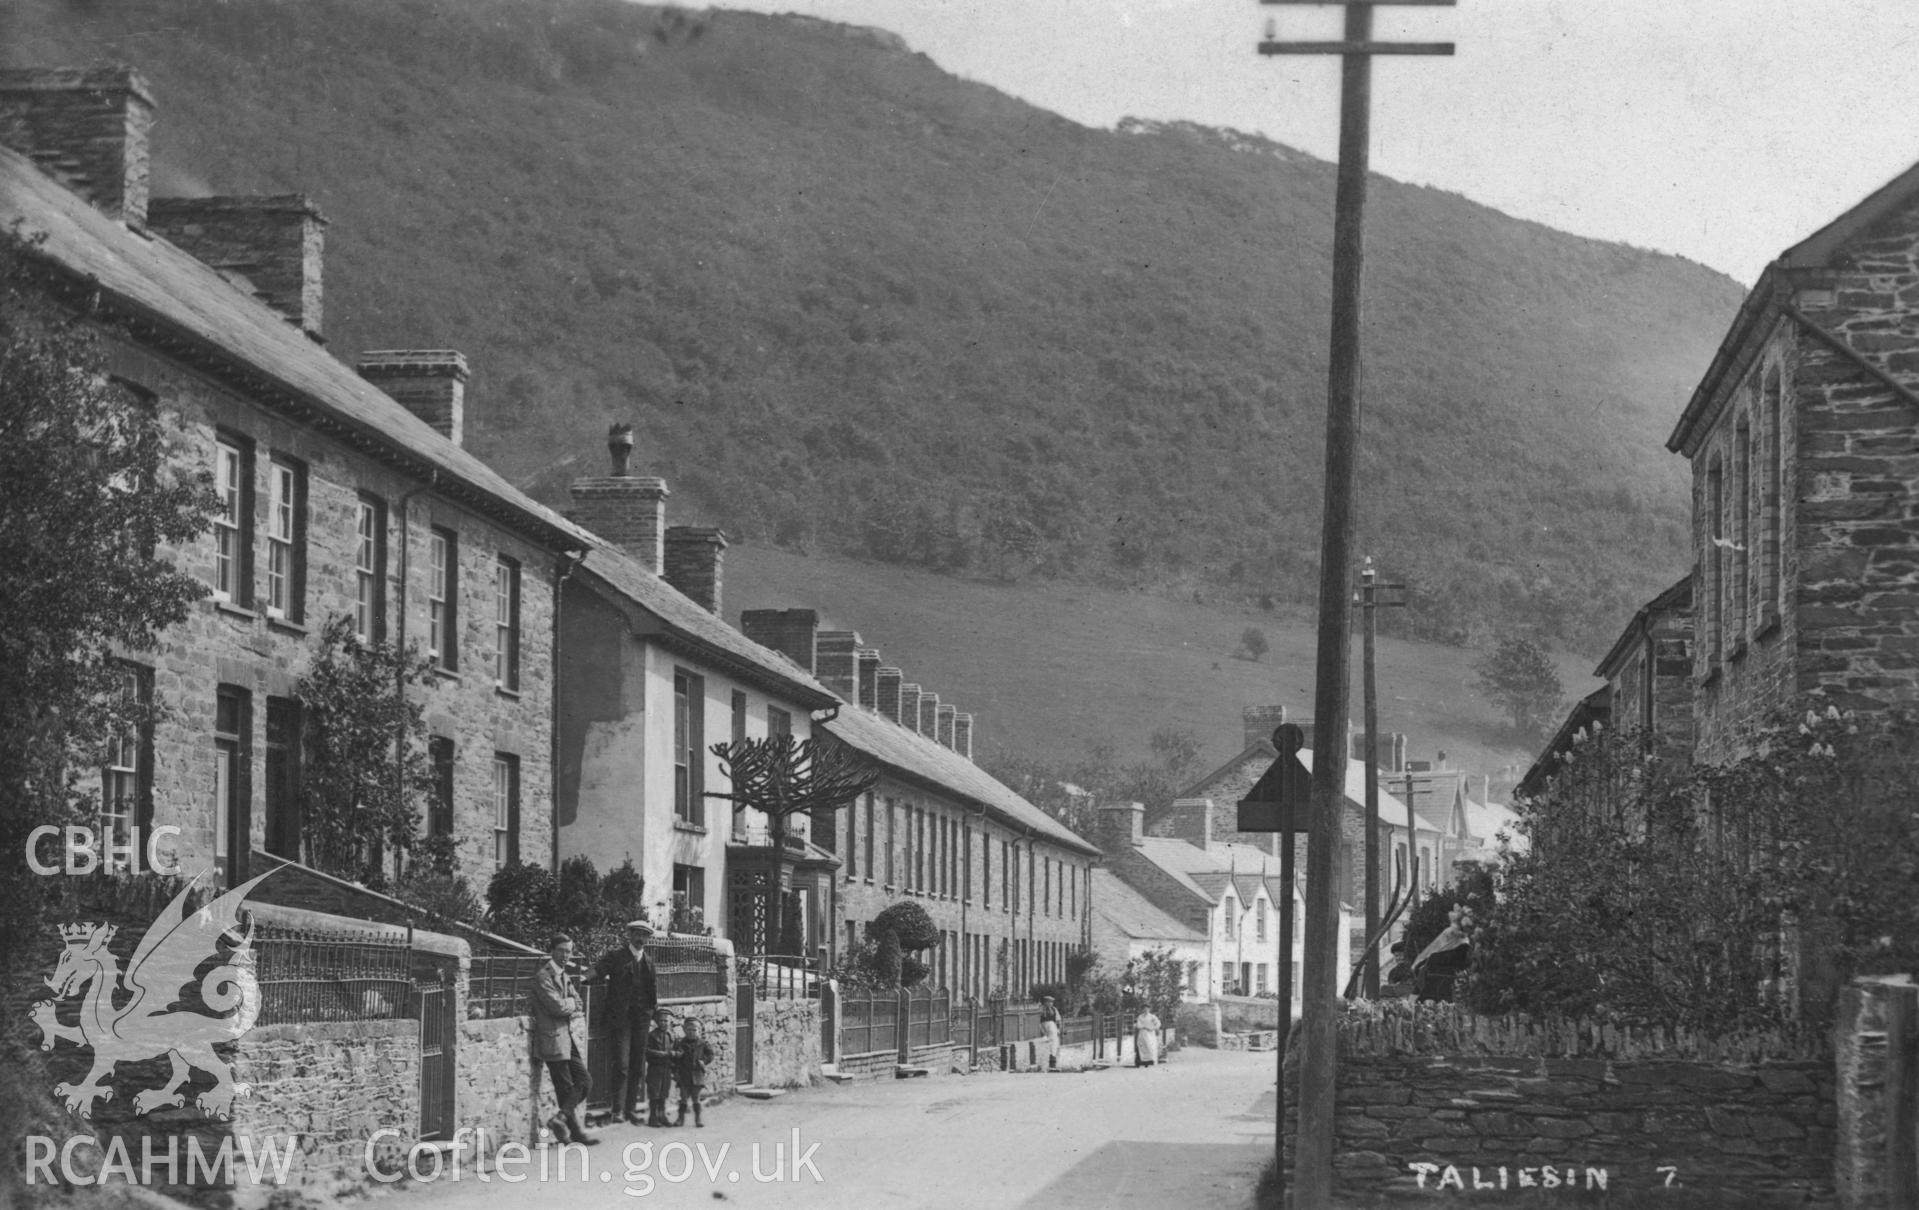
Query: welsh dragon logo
30,871,272,1120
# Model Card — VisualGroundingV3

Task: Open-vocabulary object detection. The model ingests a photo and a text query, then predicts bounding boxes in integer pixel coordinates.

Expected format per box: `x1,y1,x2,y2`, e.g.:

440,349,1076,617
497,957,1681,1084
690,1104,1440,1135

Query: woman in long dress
1133,1007,1161,1067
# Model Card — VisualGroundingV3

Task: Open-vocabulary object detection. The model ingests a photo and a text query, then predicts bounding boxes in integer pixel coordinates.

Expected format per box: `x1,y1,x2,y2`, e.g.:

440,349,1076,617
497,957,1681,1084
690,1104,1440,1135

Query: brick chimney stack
815,631,861,701
899,683,923,732
1096,802,1145,855
936,704,956,749
0,67,154,227
876,667,902,721
917,691,940,739
663,526,726,614
566,423,669,572
357,351,469,447
149,195,326,339
740,609,819,674
953,713,974,760
855,649,880,711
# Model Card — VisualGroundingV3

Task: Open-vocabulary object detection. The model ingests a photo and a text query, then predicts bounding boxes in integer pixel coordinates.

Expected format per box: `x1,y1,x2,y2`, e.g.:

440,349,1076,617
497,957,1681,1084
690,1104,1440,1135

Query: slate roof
1131,836,1352,914
824,706,1100,857
0,145,838,705
1669,156,1919,456
1091,869,1206,944
0,145,592,550
578,549,836,707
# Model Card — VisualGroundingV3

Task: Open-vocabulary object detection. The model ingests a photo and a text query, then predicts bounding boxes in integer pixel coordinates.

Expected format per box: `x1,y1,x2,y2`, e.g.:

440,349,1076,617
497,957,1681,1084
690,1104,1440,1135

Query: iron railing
467,953,545,1019
653,936,728,1000
250,923,414,1025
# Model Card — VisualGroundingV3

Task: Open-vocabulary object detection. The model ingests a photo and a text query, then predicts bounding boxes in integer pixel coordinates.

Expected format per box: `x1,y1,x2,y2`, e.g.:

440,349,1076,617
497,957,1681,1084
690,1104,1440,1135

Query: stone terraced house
0,67,598,894
738,610,1103,1000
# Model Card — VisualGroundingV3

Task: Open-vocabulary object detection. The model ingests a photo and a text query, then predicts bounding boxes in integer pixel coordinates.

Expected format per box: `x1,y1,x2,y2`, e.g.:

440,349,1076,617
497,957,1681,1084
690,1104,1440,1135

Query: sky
717,0,1919,284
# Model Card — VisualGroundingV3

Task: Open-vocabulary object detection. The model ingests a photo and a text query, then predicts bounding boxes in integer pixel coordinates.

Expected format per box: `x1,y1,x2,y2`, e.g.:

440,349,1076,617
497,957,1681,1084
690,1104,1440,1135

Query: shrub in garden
1465,703,1919,1032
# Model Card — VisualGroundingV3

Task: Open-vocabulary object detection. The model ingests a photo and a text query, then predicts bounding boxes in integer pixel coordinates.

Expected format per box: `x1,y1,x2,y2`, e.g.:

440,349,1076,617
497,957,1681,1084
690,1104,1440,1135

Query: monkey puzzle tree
707,732,880,957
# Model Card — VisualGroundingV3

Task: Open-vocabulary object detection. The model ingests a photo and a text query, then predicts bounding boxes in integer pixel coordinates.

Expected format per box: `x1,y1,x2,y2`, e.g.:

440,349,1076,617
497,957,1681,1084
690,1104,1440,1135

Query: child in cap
642,1007,677,1127
673,1016,716,1127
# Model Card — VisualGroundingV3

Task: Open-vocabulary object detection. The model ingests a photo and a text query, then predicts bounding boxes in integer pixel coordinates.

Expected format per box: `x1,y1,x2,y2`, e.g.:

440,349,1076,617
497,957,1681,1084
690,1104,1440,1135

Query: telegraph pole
1258,2,1452,1201
1356,556,1405,998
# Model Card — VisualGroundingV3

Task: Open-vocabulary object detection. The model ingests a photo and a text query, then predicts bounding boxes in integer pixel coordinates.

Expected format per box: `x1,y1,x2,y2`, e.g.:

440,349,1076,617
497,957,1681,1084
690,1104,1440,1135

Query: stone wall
1178,1000,1222,1048
666,995,735,1098
1218,993,1283,1034
752,997,823,1089
1289,1006,1836,1204
228,1019,419,1190
458,1016,541,1147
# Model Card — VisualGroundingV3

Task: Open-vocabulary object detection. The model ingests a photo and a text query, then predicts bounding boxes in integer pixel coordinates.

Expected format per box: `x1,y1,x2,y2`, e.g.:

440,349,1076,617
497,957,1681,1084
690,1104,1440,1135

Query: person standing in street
588,918,660,1125
1039,994,1062,1071
672,1016,715,1127
1133,1006,1162,1068
532,933,597,1146
643,1007,678,1127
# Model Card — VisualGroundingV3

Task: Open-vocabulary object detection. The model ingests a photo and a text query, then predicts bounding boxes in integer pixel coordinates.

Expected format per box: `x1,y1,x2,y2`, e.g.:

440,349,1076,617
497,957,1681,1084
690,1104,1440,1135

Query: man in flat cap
588,917,659,1125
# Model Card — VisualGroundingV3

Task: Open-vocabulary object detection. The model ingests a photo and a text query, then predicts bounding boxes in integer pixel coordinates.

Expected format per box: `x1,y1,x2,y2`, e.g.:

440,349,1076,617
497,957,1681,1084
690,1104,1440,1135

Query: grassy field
726,544,1598,796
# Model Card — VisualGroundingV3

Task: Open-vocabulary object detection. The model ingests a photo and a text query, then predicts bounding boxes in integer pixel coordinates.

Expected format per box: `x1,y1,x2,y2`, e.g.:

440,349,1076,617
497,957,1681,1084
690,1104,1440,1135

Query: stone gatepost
1835,975,1919,1208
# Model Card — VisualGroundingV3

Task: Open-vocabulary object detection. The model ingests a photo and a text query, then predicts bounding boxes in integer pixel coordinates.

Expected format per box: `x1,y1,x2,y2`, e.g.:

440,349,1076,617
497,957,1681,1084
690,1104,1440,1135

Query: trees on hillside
1472,634,1564,737
0,228,214,973
986,726,1204,841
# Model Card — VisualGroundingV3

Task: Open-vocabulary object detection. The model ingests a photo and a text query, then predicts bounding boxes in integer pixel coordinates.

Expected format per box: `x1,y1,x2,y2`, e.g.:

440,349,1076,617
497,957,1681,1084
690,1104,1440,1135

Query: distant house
737,610,1101,999
1097,803,1353,1005
1665,161,1919,760
1089,868,1210,999
1442,780,1524,868
1147,708,1446,956
1595,574,1695,759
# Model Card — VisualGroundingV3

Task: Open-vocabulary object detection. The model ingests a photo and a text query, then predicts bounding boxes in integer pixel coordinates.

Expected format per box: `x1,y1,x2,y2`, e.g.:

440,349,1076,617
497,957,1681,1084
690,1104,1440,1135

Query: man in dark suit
588,918,659,1125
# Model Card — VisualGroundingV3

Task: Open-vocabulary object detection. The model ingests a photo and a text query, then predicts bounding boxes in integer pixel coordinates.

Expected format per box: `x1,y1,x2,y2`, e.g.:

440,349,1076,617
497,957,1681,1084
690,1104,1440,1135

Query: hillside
5,0,1742,652
725,543,1595,791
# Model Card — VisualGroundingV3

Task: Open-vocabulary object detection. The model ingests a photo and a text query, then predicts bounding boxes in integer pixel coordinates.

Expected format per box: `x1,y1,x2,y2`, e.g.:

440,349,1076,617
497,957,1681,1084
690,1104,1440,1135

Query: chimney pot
357,350,469,446
148,195,326,339
608,423,635,476
566,421,669,571
0,66,155,227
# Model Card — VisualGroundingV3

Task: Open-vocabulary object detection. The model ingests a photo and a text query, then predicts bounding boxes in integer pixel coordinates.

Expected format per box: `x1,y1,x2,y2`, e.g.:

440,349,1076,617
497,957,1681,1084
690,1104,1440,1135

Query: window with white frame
355,495,385,643
1256,898,1268,941
493,753,520,868
1223,895,1236,939
493,556,520,690
213,438,250,603
429,527,457,671
265,458,305,621
100,664,150,861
